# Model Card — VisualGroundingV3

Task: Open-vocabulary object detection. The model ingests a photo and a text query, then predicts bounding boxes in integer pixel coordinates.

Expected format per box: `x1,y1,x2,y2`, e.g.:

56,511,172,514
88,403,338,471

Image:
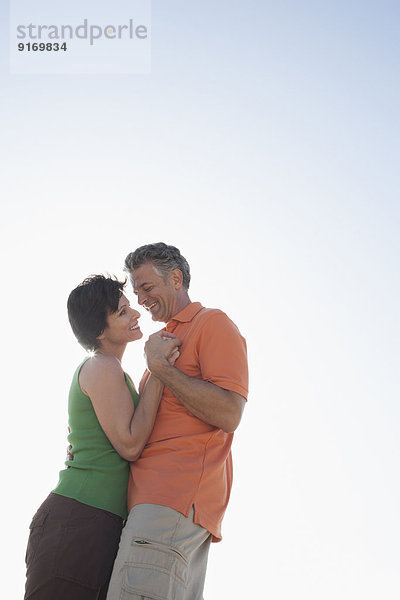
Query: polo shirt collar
168,302,203,325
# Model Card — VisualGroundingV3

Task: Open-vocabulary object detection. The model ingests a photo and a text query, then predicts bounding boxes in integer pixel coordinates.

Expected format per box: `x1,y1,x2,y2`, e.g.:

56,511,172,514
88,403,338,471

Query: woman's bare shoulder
79,355,123,390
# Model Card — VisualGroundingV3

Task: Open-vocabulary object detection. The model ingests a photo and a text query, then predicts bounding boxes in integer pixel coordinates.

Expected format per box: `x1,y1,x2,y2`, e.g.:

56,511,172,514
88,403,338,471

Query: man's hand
145,331,182,375
66,444,73,462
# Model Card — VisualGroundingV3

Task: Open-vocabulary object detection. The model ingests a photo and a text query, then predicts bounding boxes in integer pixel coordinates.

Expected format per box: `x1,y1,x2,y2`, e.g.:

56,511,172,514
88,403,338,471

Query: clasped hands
144,330,182,375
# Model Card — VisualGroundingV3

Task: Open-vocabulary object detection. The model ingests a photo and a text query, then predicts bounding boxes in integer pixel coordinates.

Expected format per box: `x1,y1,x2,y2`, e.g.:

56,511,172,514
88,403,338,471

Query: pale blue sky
1,2,399,598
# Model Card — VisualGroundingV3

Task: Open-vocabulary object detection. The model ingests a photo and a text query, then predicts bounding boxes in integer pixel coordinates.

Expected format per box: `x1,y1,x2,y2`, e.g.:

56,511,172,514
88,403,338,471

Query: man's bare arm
145,333,245,433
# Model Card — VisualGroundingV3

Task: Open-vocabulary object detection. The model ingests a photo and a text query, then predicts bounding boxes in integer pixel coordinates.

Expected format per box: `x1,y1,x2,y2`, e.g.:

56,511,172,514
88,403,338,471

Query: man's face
131,262,179,323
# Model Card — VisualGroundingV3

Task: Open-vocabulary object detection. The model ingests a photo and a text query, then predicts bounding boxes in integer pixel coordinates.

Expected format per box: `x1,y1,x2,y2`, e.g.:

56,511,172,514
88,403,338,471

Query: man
107,243,248,600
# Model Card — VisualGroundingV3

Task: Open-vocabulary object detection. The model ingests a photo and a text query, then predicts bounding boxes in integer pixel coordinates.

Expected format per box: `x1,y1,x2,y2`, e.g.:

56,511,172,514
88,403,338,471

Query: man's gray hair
124,242,191,291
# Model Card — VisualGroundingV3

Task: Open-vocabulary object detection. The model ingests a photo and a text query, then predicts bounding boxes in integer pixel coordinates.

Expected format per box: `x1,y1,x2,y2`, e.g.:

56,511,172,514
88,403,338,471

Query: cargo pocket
25,508,49,565
121,538,188,600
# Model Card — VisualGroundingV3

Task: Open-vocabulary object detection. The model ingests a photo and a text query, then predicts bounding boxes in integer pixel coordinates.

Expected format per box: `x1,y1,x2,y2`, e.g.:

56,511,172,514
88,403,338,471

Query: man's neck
170,294,191,320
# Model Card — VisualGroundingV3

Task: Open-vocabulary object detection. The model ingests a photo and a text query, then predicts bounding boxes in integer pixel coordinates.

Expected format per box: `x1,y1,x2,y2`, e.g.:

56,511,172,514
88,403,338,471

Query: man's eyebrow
135,281,151,289
132,281,152,294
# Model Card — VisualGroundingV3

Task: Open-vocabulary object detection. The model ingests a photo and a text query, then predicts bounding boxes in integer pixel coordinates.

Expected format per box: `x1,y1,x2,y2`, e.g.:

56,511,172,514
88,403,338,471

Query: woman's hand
168,348,180,365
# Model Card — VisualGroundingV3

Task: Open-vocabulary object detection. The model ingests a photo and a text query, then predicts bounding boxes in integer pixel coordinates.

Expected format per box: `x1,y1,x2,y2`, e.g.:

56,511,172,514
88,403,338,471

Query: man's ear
170,268,183,289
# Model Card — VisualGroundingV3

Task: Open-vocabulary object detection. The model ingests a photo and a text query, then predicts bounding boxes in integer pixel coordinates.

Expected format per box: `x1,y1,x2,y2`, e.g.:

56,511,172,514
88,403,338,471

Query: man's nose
137,291,146,306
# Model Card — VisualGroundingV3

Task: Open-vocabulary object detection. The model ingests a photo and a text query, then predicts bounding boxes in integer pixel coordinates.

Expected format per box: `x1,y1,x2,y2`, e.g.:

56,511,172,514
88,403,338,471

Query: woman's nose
131,307,141,319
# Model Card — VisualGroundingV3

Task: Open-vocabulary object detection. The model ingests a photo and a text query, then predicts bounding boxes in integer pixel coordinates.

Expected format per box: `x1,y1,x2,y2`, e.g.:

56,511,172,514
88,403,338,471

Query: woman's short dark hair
67,275,126,352
124,242,191,290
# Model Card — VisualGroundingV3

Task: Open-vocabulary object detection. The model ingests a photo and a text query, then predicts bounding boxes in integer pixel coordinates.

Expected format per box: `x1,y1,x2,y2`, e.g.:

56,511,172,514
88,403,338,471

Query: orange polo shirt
127,302,248,541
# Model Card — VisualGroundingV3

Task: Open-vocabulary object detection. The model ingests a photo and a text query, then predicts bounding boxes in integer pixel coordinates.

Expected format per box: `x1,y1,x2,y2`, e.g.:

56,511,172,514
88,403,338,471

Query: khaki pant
106,504,211,600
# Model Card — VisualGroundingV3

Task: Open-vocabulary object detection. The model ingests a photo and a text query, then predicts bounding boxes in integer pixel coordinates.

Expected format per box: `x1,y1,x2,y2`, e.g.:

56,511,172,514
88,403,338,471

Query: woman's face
99,293,143,347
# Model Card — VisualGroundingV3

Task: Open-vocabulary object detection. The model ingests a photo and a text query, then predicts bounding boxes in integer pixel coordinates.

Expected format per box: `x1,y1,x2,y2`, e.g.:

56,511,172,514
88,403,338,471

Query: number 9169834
18,42,67,51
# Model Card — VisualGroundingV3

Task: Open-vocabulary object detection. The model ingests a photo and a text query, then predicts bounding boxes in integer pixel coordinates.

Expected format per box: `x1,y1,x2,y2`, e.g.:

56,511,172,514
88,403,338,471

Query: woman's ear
97,329,106,341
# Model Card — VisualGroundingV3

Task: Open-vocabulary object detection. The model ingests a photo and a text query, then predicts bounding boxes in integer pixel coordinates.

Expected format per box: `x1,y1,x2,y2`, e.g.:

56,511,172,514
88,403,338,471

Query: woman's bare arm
79,354,162,461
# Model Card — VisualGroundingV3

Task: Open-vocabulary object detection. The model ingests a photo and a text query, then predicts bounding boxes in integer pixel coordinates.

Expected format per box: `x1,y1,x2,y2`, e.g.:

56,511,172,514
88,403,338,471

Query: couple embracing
25,242,248,600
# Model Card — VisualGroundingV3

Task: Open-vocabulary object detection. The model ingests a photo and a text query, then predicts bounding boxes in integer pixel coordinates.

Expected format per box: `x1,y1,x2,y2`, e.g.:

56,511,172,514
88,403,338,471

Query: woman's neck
96,342,127,362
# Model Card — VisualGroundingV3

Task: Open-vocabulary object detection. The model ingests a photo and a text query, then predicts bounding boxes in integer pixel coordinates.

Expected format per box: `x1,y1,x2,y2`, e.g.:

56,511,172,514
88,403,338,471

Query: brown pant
24,493,124,600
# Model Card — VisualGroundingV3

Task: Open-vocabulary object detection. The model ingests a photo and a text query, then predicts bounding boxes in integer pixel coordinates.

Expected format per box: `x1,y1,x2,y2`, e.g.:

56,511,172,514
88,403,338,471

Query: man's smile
145,302,157,311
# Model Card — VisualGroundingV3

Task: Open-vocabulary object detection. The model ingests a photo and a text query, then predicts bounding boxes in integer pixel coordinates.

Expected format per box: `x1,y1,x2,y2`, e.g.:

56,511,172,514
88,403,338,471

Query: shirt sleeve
197,311,249,399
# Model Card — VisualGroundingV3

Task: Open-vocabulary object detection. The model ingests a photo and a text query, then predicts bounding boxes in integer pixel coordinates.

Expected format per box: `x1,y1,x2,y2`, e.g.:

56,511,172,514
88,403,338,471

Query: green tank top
53,358,140,519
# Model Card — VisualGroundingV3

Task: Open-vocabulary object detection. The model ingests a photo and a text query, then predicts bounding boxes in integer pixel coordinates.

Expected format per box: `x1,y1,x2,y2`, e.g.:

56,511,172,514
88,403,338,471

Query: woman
24,275,179,600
